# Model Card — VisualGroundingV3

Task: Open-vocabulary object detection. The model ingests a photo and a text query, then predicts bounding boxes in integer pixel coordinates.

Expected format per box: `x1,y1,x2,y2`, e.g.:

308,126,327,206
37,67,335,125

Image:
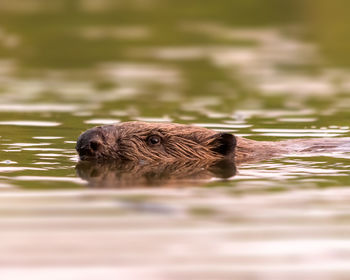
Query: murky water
0,1,350,279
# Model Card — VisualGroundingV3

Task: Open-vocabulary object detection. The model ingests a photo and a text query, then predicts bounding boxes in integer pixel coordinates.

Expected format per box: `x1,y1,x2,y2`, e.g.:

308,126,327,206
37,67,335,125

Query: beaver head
76,121,236,162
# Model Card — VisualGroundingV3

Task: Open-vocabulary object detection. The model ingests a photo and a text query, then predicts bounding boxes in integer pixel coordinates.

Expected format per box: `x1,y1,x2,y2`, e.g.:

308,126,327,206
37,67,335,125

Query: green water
0,1,350,278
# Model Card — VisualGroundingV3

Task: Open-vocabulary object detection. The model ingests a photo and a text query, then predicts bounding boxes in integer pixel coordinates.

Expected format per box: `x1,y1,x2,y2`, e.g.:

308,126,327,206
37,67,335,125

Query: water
0,1,350,279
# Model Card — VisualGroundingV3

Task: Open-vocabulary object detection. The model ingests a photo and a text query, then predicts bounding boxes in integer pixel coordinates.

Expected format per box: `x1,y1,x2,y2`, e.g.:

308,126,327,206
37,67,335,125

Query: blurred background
1,0,350,116
0,1,350,279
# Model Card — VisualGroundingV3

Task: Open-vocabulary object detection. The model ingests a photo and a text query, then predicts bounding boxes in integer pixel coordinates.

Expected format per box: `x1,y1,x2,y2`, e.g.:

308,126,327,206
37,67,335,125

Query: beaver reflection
76,159,236,188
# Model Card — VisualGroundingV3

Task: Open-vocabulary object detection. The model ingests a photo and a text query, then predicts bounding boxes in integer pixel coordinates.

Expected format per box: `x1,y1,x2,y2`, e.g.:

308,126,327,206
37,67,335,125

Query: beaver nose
89,140,101,152
76,128,103,160
77,142,99,159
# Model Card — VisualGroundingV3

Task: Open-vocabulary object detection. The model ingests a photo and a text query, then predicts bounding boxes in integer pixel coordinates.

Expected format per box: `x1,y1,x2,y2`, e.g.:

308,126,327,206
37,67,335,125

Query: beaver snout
76,127,104,160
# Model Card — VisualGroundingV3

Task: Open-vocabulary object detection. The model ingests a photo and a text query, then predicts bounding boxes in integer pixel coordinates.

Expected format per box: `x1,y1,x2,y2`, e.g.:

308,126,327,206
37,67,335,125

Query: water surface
0,1,350,279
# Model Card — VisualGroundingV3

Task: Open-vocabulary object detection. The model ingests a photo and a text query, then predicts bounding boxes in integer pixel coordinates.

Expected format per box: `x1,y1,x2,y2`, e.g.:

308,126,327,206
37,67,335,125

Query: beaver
76,121,350,164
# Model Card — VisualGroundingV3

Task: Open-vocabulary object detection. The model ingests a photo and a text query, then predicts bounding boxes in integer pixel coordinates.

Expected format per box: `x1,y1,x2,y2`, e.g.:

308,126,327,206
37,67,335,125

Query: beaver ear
209,133,236,157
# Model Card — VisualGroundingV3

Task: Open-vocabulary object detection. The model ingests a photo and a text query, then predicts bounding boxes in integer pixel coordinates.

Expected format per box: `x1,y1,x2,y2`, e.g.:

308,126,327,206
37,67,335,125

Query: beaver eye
147,135,161,146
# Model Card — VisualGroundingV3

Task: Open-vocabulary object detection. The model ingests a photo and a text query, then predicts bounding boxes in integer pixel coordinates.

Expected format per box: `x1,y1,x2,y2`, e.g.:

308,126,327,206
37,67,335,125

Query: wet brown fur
76,121,350,164
76,121,236,163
